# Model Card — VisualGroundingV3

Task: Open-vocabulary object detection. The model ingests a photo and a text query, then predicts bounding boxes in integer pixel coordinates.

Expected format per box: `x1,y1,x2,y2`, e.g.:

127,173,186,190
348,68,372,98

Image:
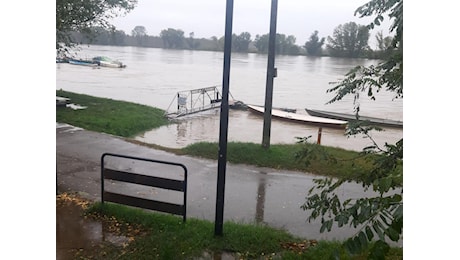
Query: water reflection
56,199,130,260
255,173,267,223
136,109,402,152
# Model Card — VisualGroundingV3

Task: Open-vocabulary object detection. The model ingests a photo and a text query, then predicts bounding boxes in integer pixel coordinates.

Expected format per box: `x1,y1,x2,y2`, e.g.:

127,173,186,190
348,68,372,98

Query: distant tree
326,22,370,58
160,28,185,49
186,32,200,49
232,32,252,52
56,0,137,54
132,25,148,46
254,34,269,53
210,36,222,51
217,36,226,51
110,30,127,46
304,30,325,56
284,35,300,55
131,25,147,37
254,33,299,55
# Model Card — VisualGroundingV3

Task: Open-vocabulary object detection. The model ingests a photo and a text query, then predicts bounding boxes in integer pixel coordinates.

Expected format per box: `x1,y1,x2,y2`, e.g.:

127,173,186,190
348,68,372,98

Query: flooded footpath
56,193,133,259
56,123,402,258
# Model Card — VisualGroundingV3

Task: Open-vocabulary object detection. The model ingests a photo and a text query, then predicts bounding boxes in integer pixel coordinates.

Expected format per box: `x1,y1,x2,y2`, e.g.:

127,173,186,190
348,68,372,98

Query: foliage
131,25,147,37
186,32,201,49
160,28,186,49
254,33,300,55
298,0,403,259
375,31,393,51
371,31,395,59
56,0,137,54
232,32,252,52
326,22,370,58
131,25,149,46
304,30,325,56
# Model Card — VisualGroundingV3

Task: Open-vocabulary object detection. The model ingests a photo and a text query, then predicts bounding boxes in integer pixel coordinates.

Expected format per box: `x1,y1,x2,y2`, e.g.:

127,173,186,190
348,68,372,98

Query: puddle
56,194,131,260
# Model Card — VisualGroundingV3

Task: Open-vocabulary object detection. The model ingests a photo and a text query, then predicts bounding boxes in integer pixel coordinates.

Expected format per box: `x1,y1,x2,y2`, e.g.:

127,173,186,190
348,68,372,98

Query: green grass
56,90,169,137
83,202,402,260
183,141,380,179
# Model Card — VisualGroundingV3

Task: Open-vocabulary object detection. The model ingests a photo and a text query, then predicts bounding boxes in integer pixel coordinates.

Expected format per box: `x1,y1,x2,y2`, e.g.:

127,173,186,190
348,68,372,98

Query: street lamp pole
215,0,234,236
262,0,278,149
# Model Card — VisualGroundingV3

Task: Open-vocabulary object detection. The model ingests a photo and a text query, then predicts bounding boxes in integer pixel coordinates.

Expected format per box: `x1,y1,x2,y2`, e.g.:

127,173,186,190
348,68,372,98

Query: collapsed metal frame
165,85,235,118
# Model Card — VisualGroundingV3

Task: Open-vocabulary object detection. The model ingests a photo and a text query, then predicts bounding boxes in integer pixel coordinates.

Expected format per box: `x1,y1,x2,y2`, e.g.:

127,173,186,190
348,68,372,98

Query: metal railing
101,153,188,222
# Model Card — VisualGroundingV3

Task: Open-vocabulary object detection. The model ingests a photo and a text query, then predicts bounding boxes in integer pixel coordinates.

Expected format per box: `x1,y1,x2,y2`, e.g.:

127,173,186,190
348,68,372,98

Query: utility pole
262,0,278,149
215,0,234,236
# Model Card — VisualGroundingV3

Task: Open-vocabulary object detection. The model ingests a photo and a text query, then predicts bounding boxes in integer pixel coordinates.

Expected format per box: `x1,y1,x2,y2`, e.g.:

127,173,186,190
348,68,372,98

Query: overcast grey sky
110,0,393,48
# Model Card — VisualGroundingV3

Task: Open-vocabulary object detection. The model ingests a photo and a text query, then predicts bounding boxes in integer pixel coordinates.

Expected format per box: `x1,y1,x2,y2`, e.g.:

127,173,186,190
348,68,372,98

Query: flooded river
56,45,402,151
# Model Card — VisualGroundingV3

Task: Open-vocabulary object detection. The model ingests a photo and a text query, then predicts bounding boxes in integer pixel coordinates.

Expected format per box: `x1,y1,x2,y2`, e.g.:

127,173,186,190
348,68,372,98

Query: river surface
56,45,403,151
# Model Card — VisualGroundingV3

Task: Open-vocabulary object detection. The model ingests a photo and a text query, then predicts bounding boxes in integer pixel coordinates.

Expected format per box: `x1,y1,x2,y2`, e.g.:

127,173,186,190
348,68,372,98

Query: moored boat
92,56,126,68
68,58,97,67
305,108,403,128
248,105,347,128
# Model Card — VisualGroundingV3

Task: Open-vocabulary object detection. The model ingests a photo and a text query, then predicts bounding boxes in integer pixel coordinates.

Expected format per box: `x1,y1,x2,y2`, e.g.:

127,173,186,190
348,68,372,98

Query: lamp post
214,0,234,236
262,0,278,149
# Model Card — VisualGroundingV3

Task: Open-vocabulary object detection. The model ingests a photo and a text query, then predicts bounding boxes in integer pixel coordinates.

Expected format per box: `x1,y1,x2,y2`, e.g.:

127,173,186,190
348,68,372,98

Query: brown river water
56,45,402,151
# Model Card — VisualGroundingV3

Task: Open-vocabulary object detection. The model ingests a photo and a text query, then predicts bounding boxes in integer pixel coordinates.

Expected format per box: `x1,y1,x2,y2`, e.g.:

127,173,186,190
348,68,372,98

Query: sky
110,0,393,48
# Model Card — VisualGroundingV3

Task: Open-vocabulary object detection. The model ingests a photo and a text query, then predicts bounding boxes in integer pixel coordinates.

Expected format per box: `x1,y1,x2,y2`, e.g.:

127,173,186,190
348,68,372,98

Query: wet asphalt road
56,123,401,244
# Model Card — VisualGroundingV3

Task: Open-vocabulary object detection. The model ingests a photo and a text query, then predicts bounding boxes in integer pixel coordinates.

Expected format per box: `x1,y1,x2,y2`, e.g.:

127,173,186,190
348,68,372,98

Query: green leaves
301,1,404,258
56,0,137,54
300,144,403,258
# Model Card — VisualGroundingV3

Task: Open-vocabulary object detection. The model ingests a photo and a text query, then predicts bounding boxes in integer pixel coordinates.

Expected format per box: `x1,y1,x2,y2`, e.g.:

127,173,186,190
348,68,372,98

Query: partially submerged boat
92,56,126,68
66,56,126,68
305,108,403,128
68,58,97,67
247,105,347,128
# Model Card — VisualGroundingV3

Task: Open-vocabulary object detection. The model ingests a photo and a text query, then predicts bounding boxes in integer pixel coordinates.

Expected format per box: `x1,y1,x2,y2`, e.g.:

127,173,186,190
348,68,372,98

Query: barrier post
317,127,322,144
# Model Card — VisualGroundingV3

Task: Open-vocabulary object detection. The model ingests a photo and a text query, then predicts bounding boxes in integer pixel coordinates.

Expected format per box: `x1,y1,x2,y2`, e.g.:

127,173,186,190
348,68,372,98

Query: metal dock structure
165,86,236,118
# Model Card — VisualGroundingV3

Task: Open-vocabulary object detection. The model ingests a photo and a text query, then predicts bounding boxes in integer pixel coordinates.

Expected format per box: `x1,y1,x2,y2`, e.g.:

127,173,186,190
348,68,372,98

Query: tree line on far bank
68,22,395,60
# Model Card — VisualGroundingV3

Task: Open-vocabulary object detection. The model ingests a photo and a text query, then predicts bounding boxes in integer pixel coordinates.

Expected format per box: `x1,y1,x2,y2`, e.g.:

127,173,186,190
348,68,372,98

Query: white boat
92,56,126,68
247,104,347,128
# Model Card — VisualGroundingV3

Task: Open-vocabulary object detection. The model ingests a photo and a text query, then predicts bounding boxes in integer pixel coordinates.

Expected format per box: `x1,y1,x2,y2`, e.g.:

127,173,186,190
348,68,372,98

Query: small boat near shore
92,56,126,68
247,105,347,128
305,108,403,128
64,56,126,68
68,58,98,67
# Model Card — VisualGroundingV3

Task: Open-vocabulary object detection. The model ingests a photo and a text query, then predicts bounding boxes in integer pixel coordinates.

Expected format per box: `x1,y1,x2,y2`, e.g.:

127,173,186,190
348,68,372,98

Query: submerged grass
83,202,402,260
56,90,169,137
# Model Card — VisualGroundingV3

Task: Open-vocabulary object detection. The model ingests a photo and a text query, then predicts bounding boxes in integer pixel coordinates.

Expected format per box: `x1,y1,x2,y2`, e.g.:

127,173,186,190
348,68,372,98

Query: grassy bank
183,141,379,179
77,199,402,259
56,90,169,137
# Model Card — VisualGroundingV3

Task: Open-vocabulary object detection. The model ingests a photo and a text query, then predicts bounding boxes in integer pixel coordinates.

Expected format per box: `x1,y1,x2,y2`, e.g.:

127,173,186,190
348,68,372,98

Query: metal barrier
101,153,188,222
